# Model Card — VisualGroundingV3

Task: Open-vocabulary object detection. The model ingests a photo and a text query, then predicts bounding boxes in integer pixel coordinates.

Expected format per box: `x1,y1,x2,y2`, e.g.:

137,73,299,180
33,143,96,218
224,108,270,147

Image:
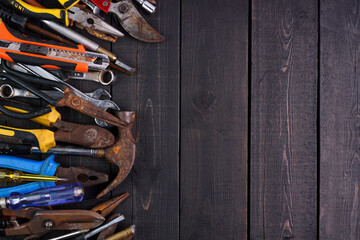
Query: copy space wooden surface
251,0,318,239
2,0,360,239
320,0,360,239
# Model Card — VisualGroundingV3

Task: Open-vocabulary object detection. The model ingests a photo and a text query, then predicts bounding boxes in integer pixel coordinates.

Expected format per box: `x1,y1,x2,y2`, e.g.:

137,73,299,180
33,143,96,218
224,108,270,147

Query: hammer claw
97,112,136,199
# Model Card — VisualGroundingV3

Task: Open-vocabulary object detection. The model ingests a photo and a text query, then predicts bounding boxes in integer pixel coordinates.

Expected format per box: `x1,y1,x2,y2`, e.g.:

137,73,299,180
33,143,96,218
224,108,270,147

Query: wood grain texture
180,0,248,239
251,0,318,239
131,0,180,239
320,0,360,239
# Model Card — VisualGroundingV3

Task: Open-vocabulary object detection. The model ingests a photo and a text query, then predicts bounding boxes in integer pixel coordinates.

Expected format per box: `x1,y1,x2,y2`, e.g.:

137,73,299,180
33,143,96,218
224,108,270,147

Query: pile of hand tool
0,0,161,238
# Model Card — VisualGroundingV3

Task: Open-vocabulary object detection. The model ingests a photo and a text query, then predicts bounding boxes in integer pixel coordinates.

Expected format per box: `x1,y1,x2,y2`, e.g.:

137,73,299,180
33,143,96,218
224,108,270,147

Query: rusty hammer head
97,111,136,199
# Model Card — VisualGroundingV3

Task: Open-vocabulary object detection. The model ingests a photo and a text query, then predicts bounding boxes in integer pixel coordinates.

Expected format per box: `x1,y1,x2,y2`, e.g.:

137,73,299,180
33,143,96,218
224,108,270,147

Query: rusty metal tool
0,207,105,239
14,63,120,127
85,0,164,42
49,112,135,198
48,193,129,240
41,112,136,198
68,4,124,41
0,100,115,151
0,154,108,197
0,112,137,198
0,84,111,99
24,0,135,74
1,61,128,128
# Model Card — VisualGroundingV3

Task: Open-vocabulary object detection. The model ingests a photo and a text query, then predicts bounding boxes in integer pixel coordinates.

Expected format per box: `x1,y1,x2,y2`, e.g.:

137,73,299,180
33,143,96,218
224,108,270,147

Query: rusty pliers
0,193,129,239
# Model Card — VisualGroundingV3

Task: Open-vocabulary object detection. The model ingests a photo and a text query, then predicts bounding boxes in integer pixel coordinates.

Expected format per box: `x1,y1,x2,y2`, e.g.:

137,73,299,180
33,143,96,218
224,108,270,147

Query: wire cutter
82,0,164,42
0,193,128,239
69,4,124,42
0,61,128,128
0,154,108,197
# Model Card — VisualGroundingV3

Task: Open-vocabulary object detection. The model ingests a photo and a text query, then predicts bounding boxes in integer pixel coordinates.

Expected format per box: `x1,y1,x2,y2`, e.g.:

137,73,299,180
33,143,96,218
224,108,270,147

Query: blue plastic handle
0,155,59,197
0,155,58,175
7,183,84,209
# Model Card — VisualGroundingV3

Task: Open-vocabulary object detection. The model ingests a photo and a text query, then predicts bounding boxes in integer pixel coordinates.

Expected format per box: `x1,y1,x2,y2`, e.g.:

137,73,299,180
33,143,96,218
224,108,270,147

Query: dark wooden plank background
3,0,360,239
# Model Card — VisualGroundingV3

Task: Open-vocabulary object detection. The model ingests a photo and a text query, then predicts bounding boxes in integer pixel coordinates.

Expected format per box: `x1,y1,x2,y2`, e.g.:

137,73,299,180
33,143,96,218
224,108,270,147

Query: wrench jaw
97,111,136,199
66,70,116,86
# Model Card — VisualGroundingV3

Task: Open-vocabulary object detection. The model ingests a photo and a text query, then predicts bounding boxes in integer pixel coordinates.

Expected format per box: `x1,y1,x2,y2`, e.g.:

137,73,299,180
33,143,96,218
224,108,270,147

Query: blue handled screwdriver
0,183,84,210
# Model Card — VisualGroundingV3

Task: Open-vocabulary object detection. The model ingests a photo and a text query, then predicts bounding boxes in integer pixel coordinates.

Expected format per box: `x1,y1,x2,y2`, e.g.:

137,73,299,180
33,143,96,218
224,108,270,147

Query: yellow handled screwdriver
0,168,67,182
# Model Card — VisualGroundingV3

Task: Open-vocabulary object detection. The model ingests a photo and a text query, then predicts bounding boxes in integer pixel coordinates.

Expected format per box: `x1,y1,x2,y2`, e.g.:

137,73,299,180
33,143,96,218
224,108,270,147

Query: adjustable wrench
13,63,120,127
0,84,111,100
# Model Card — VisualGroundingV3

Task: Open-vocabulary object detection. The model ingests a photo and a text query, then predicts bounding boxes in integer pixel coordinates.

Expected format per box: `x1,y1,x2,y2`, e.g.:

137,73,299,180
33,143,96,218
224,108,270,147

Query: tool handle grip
7,0,69,25
1,51,80,72
0,99,61,127
90,0,110,13
0,125,56,153
0,155,58,176
6,183,84,209
0,142,33,155
0,182,55,198
44,0,79,9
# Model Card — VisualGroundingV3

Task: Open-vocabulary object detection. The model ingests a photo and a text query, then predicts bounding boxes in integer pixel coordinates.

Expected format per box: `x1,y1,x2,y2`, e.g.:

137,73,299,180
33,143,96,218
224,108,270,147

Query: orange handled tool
0,19,109,72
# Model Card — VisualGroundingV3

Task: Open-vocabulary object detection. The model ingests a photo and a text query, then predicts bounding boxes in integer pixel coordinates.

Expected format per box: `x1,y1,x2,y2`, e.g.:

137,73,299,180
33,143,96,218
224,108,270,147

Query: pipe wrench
0,19,110,72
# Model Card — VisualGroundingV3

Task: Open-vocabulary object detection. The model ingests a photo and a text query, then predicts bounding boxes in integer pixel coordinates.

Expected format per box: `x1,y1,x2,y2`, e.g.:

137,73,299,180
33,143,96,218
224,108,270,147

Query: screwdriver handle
4,183,84,209
0,168,59,182
0,125,55,153
0,142,32,155
0,155,58,176
0,155,57,197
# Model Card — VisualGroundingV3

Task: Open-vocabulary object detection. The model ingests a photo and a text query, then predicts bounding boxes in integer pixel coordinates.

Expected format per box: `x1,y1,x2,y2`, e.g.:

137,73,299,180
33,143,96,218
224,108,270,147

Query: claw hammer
0,111,136,198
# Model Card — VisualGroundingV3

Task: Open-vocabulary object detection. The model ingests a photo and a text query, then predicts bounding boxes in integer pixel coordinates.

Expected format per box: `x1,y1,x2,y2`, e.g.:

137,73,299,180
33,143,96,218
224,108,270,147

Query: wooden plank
180,0,248,239
319,1,360,239
130,1,180,239
250,0,318,239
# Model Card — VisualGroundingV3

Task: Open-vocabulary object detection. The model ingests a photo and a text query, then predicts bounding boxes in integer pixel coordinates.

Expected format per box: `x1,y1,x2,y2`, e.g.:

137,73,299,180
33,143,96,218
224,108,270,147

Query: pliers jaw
55,166,109,187
69,4,125,41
